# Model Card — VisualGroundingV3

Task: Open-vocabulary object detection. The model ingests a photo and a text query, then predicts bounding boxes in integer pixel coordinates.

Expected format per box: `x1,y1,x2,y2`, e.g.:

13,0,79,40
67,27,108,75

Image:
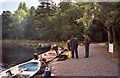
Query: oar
0,63,4,66
0,62,9,68
12,68,27,77
46,49,68,64
46,55,58,64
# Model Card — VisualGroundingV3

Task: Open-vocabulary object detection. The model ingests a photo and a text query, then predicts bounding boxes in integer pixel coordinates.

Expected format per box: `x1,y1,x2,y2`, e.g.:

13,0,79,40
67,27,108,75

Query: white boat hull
0,60,41,78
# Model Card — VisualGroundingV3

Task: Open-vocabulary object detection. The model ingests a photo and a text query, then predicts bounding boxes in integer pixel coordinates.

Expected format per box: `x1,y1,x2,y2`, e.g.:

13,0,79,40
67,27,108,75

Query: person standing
70,36,78,59
83,34,91,58
66,39,71,51
51,44,59,56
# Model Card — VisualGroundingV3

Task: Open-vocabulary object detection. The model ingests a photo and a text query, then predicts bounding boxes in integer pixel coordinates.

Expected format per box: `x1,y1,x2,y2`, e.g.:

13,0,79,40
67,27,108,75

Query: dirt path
52,44,118,76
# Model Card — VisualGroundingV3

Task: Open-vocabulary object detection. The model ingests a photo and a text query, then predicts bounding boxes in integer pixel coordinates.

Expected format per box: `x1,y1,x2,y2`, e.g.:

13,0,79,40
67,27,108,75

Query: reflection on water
2,45,35,67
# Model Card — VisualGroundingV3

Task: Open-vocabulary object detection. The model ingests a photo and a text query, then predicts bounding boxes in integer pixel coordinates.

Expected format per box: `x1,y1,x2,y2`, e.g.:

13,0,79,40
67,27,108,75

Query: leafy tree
2,11,13,39
75,2,101,34
1,0,120,48
11,2,28,39
95,2,120,43
18,2,28,12
18,2,22,10
58,2,71,12
34,1,53,40
91,2,120,51
24,6,37,39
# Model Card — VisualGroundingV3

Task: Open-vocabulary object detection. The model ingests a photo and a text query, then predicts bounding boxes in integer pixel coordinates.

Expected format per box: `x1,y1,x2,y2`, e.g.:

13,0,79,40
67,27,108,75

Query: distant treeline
1,1,120,43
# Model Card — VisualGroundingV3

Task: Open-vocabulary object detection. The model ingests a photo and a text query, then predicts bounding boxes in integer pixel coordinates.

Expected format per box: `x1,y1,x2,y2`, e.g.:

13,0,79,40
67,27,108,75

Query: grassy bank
1,40,67,48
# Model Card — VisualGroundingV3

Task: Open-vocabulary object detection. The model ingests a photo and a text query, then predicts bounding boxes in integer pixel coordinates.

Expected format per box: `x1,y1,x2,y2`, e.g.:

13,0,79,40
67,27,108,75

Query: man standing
83,34,91,58
70,36,78,59
66,39,71,51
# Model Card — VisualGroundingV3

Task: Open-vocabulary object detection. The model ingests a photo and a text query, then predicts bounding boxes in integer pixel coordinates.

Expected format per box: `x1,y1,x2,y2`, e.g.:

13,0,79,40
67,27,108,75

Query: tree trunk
107,27,112,43
112,25,118,58
112,25,116,44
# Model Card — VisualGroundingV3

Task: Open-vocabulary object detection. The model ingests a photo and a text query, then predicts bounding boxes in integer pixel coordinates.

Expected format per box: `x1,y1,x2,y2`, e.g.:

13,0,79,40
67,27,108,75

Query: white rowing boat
0,46,69,78
0,60,41,78
0,50,57,78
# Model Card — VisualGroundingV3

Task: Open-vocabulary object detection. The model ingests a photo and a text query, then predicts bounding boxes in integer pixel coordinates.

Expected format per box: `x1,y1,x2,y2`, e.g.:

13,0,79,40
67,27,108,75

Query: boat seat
26,67,38,71
10,66,19,74
6,70,13,76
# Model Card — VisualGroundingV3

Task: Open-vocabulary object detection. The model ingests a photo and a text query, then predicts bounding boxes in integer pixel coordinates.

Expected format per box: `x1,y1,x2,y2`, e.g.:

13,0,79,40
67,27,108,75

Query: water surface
2,45,35,67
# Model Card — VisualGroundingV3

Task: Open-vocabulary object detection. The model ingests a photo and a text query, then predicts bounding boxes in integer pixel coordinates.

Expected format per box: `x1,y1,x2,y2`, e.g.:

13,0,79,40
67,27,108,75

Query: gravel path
52,44,118,76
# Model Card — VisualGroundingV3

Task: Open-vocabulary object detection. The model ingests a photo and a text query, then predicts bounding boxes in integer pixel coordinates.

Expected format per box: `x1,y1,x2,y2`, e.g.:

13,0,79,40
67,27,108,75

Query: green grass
1,40,83,48
1,40,67,48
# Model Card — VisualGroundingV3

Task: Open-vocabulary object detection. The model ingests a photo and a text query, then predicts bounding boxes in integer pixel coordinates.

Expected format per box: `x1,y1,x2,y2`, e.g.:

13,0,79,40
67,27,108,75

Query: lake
2,45,35,67
2,44,51,68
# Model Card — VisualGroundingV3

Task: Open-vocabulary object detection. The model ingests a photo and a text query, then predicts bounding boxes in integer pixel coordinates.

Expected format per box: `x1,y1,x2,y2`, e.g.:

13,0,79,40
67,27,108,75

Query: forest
1,1,120,51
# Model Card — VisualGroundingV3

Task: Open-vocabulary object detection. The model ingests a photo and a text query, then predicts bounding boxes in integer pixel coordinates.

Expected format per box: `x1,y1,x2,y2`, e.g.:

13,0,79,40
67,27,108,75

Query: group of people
66,34,91,59
33,34,91,75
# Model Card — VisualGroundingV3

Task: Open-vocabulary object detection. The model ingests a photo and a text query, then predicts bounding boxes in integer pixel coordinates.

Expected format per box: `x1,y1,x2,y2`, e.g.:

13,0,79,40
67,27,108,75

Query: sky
0,0,60,15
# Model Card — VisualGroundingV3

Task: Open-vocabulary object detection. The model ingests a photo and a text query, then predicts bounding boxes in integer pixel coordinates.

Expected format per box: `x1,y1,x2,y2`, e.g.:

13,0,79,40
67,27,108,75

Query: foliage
2,11,13,39
1,1,120,46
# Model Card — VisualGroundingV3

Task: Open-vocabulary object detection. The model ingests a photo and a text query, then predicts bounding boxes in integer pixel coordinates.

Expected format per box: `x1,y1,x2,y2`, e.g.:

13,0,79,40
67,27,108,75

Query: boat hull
0,60,40,78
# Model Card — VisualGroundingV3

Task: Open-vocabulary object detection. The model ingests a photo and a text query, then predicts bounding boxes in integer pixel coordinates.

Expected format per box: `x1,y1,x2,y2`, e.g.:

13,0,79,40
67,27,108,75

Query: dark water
2,44,51,68
2,45,35,67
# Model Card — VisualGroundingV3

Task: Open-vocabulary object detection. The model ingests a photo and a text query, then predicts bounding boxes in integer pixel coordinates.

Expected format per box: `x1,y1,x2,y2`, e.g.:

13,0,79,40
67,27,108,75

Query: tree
75,2,101,34
18,2,28,12
92,2,120,52
2,11,13,39
11,2,28,39
24,6,36,39
34,1,53,40
95,2,120,44
58,2,71,12
59,2,84,40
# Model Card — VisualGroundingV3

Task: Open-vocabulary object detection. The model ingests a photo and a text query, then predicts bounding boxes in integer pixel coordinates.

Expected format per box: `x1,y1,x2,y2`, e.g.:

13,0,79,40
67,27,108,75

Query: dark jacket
84,36,91,44
70,37,78,50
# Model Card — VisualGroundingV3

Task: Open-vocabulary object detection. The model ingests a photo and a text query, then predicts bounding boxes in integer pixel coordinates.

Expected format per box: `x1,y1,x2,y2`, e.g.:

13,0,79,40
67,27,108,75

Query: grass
1,40,67,48
1,39,83,48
